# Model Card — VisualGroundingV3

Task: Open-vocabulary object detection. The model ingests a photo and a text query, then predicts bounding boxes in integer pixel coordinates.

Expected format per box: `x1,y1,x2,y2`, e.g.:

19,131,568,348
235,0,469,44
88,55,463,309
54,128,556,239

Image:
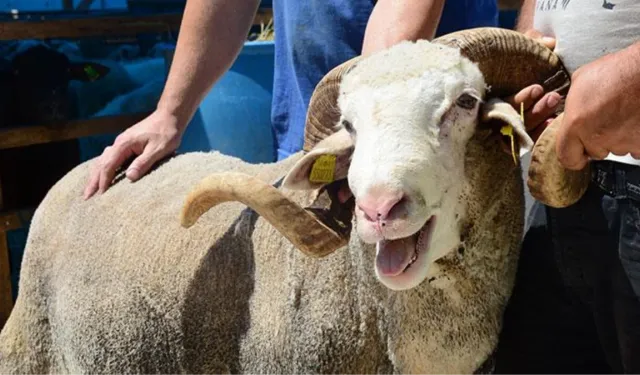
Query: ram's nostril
388,196,409,220
357,187,406,221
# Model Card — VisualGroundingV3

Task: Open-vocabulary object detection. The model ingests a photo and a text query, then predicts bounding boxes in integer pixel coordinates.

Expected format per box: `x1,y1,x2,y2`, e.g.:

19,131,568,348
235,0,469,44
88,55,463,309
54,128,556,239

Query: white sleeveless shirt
533,0,640,166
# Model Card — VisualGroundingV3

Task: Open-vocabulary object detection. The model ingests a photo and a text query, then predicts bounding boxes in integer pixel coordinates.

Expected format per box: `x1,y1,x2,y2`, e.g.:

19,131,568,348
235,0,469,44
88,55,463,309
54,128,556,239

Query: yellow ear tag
499,102,523,166
309,154,337,183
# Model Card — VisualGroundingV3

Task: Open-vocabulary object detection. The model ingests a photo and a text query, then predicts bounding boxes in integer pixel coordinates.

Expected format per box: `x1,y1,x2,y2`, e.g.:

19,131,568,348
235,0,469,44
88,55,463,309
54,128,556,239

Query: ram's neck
456,133,526,280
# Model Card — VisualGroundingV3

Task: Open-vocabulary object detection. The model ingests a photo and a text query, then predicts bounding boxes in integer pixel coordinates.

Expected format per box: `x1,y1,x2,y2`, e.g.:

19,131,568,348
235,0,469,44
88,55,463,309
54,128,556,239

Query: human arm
514,0,535,33
556,41,640,169
83,0,260,199
361,0,445,56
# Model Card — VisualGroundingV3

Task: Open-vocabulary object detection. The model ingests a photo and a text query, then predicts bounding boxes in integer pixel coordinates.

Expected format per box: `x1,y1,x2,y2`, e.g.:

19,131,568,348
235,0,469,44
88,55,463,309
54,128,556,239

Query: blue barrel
78,39,276,164
174,40,276,163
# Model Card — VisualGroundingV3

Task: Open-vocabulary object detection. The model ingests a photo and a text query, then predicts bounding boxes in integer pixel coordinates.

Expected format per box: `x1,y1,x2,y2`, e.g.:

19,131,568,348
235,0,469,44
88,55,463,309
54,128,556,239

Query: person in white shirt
494,1,640,373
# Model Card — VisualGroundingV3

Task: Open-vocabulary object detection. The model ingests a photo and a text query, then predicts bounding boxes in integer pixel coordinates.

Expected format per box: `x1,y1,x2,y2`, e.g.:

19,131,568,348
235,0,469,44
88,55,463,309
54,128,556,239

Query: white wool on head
336,40,489,290
340,40,485,93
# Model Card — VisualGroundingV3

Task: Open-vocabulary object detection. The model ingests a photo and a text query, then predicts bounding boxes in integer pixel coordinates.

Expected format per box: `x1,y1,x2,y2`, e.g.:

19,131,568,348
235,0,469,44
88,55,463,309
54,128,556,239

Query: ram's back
0,151,303,374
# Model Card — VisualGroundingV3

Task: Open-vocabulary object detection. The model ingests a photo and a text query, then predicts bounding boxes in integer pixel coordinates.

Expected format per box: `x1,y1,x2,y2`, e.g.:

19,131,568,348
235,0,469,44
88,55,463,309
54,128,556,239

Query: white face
338,41,487,290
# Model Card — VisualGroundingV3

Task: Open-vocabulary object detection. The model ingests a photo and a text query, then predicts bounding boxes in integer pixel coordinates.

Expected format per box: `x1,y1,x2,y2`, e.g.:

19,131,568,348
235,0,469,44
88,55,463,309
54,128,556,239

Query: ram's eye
342,119,355,134
456,93,478,110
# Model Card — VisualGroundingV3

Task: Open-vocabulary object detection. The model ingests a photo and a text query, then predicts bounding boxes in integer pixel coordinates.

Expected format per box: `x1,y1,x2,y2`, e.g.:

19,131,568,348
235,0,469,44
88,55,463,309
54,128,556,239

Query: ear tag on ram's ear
499,102,524,166
309,154,336,183
84,64,100,81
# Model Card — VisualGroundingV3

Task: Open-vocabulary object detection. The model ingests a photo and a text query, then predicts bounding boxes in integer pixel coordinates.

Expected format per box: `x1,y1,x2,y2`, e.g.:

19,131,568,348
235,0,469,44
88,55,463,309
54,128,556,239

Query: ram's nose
357,186,406,223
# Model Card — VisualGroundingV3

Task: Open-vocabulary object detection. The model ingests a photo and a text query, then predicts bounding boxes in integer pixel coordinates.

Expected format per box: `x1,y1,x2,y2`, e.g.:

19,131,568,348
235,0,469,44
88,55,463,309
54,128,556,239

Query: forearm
362,0,445,56
515,0,536,32
157,0,260,130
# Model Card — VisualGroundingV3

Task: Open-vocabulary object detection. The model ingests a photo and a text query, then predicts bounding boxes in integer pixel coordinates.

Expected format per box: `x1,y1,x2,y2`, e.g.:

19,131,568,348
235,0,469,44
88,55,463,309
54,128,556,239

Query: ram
0,28,588,374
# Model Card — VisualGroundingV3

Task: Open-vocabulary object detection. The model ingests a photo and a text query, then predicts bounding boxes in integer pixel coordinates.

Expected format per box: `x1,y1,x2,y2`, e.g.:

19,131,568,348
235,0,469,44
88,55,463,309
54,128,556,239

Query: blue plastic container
78,39,276,164
174,40,276,163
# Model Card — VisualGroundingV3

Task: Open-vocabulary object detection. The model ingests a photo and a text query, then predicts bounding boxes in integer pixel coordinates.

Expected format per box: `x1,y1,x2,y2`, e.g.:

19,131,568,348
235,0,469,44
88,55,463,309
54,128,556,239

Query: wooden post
0,212,20,330
0,230,13,330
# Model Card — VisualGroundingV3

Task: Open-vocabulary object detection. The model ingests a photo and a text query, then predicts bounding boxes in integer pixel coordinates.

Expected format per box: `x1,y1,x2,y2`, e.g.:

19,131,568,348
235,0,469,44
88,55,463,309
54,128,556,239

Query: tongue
375,236,417,277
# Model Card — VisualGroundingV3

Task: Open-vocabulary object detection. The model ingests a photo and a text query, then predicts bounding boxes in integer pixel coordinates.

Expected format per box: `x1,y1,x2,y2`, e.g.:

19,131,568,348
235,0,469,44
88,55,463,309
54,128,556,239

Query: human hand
83,109,183,199
555,42,640,170
506,30,562,143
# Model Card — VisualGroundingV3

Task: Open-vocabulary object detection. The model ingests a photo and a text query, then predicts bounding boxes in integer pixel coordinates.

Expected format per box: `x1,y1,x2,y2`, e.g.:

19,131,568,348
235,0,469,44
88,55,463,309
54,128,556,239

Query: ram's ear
481,97,534,158
283,128,354,190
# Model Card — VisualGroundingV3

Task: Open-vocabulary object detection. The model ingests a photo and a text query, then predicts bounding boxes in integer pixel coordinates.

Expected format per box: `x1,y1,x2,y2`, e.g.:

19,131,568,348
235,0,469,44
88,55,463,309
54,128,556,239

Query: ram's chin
374,216,436,291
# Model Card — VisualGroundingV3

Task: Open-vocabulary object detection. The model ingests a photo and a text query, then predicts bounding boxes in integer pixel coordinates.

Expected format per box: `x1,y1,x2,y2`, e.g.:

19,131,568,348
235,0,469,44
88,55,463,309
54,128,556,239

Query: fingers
527,92,561,131
507,85,560,133
97,144,136,194
539,36,556,50
125,144,168,181
83,167,101,200
509,84,544,112
522,29,556,50
556,118,590,170
83,140,136,199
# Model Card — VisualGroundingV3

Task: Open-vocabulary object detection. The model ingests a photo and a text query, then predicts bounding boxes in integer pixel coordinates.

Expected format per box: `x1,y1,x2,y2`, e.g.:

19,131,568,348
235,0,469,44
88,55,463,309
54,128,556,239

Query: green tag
84,65,100,81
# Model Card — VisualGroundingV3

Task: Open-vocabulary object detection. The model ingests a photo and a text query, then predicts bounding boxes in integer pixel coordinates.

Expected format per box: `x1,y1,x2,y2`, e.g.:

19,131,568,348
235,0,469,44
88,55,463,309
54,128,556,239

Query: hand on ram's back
83,109,183,199
505,29,561,144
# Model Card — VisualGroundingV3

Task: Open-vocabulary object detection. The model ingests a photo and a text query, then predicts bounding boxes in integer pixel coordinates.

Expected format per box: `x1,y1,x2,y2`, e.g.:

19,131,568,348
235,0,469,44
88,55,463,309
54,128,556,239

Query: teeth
403,218,433,273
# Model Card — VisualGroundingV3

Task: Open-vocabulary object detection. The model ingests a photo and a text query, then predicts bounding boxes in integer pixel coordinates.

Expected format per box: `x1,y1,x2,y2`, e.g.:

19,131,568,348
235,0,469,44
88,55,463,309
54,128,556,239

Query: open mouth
375,216,436,278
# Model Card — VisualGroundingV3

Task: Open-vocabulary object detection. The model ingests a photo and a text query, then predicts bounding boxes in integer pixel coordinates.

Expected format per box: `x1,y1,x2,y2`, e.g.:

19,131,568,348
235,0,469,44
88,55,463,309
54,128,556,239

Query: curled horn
303,57,363,151
180,172,348,257
527,113,591,207
432,27,589,207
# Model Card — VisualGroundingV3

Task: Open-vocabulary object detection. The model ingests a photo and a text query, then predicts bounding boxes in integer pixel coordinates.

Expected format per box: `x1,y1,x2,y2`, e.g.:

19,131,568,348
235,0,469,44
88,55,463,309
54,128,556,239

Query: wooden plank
0,230,13,331
0,112,150,150
0,8,273,41
0,13,183,40
498,0,522,9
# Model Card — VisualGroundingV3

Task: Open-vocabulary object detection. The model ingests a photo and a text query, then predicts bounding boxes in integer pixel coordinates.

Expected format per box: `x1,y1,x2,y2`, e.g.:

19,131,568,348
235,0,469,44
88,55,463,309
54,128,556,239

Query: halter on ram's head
180,28,591,290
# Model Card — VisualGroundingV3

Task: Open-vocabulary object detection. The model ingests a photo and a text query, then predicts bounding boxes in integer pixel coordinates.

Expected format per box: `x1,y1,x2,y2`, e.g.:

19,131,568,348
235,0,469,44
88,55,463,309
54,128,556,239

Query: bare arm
158,0,261,128
361,0,445,56
515,0,536,32
84,0,260,198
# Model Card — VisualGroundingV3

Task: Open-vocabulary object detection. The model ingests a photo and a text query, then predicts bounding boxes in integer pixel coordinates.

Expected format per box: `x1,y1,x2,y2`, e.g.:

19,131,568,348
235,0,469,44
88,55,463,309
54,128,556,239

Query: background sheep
0,44,109,213
0,41,167,218
0,39,168,127
70,56,167,119
3,44,110,127
0,28,585,374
